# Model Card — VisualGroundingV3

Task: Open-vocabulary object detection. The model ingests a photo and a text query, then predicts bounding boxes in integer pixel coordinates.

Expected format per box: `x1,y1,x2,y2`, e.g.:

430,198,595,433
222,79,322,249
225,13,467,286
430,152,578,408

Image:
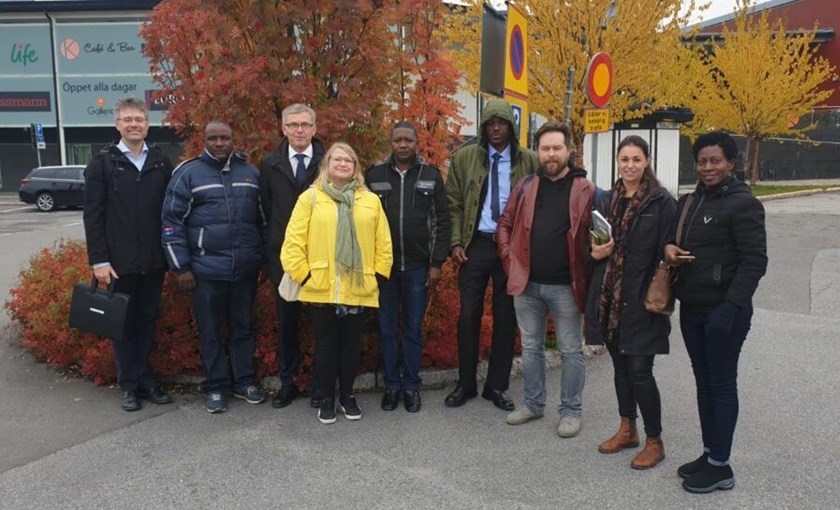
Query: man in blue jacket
162,121,267,414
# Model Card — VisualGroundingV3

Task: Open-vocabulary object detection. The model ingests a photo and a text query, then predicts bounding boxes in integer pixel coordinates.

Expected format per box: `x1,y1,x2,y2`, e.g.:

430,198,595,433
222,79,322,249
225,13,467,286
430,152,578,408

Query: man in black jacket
365,122,450,412
259,103,325,409
83,97,174,412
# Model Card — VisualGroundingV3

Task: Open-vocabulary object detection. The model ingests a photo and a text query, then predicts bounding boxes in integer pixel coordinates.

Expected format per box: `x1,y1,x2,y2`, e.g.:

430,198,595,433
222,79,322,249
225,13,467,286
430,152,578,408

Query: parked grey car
18,165,86,212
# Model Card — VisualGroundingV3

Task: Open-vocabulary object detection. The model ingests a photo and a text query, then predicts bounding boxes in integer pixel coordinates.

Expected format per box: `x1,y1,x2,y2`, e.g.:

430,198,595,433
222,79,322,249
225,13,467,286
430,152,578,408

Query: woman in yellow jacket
281,142,392,424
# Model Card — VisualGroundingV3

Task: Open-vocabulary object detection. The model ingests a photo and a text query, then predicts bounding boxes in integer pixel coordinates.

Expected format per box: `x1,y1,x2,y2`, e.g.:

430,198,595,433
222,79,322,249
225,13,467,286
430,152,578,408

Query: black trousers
275,293,306,389
456,236,517,392
310,306,366,399
112,270,165,391
606,340,662,437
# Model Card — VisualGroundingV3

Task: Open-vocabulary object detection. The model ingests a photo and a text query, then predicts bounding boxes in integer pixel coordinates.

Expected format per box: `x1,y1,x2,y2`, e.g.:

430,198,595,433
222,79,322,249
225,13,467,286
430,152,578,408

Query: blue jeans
680,304,753,464
513,282,585,418
192,277,258,393
378,268,428,391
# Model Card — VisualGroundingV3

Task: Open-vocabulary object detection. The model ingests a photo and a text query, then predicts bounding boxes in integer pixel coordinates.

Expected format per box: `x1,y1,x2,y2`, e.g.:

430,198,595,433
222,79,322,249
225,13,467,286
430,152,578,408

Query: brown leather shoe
598,416,640,454
631,436,665,470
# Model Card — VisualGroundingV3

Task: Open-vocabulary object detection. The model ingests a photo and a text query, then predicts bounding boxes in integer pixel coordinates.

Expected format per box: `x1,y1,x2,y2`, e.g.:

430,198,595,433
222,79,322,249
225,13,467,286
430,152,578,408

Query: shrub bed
5,240,511,387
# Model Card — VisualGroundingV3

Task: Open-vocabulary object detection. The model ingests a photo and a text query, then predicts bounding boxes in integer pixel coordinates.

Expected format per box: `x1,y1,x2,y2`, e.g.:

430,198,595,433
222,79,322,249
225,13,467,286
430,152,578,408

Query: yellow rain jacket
280,184,393,308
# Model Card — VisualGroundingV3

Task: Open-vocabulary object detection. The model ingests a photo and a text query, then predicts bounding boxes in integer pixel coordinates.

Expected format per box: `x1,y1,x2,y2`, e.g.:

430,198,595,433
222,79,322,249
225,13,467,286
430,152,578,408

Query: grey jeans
513,282,585,418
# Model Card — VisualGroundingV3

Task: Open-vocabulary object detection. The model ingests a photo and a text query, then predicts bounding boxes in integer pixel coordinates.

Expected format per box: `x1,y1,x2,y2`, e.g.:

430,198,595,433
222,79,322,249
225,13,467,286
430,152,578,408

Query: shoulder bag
644,194,695,315
278,187,316,302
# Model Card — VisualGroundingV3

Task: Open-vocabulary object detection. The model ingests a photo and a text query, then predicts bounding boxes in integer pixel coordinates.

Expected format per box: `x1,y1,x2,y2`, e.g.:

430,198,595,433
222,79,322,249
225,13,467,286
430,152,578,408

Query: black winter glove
705,301,739,339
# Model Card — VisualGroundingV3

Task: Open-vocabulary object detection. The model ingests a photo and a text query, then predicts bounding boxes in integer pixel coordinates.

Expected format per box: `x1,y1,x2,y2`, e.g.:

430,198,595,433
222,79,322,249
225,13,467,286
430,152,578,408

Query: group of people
83,96,766,495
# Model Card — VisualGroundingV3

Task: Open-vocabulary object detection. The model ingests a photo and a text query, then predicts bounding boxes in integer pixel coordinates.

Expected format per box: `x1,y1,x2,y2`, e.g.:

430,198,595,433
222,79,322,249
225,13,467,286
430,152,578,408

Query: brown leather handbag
644,194,694,315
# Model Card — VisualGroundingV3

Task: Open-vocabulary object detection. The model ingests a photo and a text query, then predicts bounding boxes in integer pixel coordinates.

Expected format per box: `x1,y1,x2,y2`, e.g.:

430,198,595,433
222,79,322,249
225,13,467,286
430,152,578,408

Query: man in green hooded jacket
444,98,539,410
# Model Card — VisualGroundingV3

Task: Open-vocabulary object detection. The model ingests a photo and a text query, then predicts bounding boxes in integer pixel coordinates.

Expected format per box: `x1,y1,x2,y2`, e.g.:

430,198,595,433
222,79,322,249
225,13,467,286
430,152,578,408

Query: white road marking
63,221,83,227
0,206,34,213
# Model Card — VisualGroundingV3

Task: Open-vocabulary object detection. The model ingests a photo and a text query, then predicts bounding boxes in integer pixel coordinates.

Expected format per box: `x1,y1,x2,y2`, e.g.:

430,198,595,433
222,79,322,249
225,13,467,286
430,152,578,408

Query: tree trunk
574,130,586,169
750,138,761,186
743,138,751,184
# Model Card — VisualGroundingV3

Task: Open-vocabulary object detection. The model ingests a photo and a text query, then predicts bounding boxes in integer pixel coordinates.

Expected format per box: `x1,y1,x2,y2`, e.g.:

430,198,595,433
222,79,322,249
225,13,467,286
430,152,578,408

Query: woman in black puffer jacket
665,131,768,494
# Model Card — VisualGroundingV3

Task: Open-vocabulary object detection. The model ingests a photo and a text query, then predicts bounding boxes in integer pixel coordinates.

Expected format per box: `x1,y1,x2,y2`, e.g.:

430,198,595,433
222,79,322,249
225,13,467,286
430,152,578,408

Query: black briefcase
68,277,131,342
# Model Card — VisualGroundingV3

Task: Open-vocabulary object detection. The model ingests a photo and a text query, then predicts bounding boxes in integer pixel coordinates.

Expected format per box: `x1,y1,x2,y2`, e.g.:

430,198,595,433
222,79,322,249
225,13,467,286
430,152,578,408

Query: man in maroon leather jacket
496,121,596,438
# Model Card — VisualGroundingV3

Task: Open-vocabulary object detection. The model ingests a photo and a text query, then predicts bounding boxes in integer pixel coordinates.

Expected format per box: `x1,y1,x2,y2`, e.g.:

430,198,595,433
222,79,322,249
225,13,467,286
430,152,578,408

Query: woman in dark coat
665,131,767,493
586,135,676,470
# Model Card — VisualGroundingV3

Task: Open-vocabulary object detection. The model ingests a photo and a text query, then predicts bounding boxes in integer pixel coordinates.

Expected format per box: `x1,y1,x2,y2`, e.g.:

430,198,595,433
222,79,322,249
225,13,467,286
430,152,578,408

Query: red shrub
5,240,505,385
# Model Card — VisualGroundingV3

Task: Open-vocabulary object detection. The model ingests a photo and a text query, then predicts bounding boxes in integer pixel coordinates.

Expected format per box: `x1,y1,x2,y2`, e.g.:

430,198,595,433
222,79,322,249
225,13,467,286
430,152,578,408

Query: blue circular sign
510,25,524,80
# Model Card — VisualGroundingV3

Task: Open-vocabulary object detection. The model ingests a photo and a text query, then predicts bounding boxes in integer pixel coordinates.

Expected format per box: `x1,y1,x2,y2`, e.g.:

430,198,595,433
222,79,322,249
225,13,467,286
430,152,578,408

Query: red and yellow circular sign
585,52,613,108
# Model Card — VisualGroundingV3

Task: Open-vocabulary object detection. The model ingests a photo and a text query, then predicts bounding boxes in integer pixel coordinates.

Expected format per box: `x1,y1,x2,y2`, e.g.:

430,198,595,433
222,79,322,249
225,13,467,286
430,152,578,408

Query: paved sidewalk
0,193,839,509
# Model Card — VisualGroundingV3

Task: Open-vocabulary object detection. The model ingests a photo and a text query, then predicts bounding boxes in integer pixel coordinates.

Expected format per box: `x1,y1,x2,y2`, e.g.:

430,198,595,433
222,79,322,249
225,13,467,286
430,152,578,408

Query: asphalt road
0,192,838,509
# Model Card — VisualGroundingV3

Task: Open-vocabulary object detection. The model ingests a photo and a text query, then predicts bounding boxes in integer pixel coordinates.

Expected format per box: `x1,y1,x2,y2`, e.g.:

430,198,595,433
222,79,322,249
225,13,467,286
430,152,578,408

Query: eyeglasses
118,116,148,124
331,157,355,165
284,122,314,131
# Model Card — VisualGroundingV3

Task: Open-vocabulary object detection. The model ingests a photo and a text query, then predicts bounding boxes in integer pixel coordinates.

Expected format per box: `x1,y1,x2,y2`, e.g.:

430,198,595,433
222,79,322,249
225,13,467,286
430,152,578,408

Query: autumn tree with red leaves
141,0,463,167
387,0,466,172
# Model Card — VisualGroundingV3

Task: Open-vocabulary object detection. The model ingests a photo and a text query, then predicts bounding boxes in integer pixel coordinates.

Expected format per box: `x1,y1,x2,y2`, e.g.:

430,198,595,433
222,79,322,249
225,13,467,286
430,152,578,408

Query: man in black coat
259,103,325,408
365,121,451,413
83,97,174,412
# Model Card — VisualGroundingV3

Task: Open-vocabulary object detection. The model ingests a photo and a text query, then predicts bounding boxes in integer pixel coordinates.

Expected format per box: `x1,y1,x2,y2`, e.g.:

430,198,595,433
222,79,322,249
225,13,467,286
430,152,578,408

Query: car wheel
36,192,55,212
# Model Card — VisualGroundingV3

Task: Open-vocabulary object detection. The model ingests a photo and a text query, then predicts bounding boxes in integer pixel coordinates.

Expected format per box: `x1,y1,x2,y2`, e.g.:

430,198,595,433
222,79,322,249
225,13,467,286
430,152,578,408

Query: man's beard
540,158,568,177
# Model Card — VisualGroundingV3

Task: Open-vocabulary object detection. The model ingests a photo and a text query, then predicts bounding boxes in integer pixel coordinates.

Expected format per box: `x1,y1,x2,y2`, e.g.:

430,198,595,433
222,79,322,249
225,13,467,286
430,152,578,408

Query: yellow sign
504,3,528,100
584,108,610,134
506,95,529,148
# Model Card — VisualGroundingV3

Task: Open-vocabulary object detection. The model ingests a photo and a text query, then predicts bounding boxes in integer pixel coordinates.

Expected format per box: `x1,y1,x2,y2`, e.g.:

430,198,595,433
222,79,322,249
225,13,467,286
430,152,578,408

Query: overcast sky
484,0,745,24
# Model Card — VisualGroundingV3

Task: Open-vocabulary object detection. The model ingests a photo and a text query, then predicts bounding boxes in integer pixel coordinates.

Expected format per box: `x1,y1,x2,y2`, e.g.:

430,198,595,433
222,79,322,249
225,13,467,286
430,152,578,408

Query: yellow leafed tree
442,0,700,155
686,0,837,184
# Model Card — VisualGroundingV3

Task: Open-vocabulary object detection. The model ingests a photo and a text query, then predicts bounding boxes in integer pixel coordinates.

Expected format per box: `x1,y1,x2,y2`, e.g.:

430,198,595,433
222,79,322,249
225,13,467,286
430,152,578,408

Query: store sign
0,24,53,75
59,76,165,126
0,92,51,112
10,42,39,66
55,23,150,75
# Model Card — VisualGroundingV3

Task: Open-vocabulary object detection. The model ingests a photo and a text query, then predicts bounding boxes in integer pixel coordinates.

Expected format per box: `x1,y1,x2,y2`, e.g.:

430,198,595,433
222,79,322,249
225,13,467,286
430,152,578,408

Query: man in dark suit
83,97,174,412
259,103,325,408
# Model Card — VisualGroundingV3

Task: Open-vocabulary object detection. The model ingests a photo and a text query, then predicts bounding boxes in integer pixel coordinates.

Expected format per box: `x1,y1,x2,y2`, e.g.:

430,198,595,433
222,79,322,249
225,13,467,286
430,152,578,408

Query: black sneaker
232,385,265,405
338,395,362,420
318,396,337,424
682,463,735,493
678,452,710,479
205,392,227,414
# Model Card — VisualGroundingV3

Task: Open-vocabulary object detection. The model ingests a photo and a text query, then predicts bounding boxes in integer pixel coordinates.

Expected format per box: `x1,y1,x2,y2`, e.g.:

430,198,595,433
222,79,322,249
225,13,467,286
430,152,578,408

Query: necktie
294,154,307,187
491,153,501,222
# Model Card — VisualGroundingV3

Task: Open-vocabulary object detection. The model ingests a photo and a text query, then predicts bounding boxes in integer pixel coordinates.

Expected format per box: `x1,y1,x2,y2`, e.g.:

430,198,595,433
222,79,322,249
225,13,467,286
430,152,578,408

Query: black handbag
68,277,131,342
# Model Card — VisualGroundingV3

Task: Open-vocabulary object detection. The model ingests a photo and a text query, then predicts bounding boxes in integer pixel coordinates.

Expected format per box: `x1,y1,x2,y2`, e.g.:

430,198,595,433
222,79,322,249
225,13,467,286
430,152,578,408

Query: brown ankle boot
598,416,640,454
631,436,665,470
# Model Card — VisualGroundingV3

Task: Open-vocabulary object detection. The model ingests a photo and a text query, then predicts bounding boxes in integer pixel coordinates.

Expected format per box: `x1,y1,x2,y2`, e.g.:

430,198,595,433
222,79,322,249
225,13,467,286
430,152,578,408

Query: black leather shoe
381,389,400,411
272,385,300,409
137,386,173,405
444,386,477,407
482,388,515,411
120,390,141,412
404,390,421,413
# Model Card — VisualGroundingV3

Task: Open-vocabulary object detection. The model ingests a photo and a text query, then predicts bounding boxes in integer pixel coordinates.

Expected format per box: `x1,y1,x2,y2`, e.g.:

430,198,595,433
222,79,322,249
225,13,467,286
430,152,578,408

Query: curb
757,187,840,202
161,345,607,393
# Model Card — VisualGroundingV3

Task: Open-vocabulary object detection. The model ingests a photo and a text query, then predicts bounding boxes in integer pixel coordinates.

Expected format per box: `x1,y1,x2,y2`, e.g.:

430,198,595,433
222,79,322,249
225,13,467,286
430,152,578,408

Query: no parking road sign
504,3,528,100
585,52,613,108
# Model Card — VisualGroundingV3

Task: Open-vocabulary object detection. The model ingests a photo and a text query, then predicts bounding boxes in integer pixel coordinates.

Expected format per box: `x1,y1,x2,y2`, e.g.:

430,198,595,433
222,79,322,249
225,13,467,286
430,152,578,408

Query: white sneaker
557,416,582,438
505,408,543,425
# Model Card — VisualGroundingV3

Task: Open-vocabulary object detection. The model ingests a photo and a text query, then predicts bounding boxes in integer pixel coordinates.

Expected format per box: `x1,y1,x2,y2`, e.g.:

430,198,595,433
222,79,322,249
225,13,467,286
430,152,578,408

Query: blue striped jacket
161,150,266,281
